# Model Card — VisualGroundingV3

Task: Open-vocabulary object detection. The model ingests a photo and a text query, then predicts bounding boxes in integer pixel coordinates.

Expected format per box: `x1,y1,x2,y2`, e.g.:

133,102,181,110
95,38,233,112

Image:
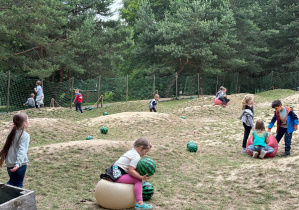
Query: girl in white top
0,112,30,188
102,138,153,210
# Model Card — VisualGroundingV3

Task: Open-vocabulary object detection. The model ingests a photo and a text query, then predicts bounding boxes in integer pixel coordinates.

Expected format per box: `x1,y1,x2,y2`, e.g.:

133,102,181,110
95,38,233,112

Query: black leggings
242,123,251,148
76,102,83,113
218,97,230,105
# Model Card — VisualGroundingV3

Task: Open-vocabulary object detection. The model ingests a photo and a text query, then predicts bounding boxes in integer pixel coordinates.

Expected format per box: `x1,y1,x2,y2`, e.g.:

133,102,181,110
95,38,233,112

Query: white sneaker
241,148,248,154
259,150,268,159
252,151,258,158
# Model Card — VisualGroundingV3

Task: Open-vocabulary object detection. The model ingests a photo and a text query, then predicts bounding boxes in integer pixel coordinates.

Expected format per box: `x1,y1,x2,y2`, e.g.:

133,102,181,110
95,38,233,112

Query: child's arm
128,165,151,181
268,112,277,132
11,133,29,172
265,136,269,144
290,110,298,131
34,87,38,93
72,95,78,104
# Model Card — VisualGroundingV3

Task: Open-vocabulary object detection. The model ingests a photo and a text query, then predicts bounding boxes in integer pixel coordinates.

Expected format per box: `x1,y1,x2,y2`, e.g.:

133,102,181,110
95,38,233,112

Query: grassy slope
0,89,299,209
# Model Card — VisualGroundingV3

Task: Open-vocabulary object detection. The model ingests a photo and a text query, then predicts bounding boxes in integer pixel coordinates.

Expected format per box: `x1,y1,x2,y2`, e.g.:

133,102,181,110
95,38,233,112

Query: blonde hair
75,88,79,92
30,93,35,98
154,94,159,99
134,138,152,149
241,94,254,110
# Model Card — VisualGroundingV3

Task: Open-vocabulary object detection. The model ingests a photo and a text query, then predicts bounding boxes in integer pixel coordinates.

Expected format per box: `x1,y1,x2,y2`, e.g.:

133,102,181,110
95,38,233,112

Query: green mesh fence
2,70,299,113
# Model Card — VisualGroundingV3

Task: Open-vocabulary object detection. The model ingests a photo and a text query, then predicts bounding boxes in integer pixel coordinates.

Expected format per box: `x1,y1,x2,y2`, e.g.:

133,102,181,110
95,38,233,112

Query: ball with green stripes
100,126,108,134
187,141,195,148
103,112,108,116
137,158,156,176
187,143,198,152
142,181,154,201
85,135,93,140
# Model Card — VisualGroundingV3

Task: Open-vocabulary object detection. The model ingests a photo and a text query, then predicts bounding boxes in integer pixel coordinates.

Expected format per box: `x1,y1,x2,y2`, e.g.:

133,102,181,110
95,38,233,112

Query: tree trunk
165,56,189,96
67,69,71,80
59,67,65,82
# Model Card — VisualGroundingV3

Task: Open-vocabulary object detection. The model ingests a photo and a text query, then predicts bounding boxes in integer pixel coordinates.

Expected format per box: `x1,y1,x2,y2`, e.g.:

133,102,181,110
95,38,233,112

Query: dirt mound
86,112,173,126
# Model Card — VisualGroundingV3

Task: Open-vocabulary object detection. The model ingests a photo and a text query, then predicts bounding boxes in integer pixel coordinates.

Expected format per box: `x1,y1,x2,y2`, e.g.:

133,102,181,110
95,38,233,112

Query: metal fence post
175,72,178,99
216,76,218,94
197,73,200,98
70,77,74,109
153,74,155,98
126,74,128,102
6,70,10,113
97,75,101,108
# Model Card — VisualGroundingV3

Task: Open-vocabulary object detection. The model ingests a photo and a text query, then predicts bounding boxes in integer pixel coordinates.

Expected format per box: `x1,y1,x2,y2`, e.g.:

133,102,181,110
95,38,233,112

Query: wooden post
238,86,240,93
126,74,128,102
101,95,103,107
51,98,54,107
175,72,178,99
200,87,203,96
70,77,74,109
153,74,155,98
272,86,275,90
6,70,10,113
97,75,101,108
197,73,200,98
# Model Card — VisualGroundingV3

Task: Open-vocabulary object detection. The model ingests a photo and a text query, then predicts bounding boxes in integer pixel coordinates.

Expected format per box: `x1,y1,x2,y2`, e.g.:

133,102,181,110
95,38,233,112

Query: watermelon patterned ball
142,181,154,201
103,112,108,116
137,158,156,176
100,127,108,134
86,136,93,140
187,143,198,152
187,141,195,148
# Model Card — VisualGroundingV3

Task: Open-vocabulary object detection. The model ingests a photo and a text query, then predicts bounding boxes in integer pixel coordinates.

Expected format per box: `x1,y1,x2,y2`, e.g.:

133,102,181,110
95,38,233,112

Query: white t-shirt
114,148,141,173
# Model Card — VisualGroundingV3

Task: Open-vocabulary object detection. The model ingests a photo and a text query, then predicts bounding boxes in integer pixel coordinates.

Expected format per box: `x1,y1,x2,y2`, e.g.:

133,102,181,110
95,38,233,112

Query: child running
0,112,30,188
23,93,35,108
34,80,44,109
239,94,255,154
100,138,153,210
268,100,298,157
72,89,83,113
216,86,230,106
149,94,159,112
248,120,274,158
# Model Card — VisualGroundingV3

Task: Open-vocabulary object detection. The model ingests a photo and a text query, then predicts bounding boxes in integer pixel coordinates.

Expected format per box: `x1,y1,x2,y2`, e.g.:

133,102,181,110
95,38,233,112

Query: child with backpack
72,89,83,113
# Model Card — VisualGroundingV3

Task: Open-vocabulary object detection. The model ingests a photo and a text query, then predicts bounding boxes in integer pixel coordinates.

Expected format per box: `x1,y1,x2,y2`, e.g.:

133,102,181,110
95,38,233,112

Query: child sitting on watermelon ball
100,138,153,210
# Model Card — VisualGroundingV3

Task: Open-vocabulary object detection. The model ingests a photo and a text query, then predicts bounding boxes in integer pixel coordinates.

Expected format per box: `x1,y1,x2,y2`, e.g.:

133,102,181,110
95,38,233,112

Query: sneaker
282,151,291,157
252,151,258,158
259,150,268,159
241,148,248,154
135,203,152,210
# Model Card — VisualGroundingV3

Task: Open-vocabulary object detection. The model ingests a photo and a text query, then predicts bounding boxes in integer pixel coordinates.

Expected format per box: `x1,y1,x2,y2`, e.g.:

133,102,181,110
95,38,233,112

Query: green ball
187,143,198,152
142,181,154,201
190,96,195,99
103,112,108,116
100,127,108,134
182,116,186,119
187,141,195,148
85,136,93,140
137,158,156,176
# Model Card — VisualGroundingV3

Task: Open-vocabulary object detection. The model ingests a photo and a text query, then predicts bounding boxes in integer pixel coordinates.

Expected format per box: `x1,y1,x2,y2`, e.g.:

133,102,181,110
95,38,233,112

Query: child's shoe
241,148,248,154
252,151,258,158
282,151,290,157
259,150,268,159
135,203,152,210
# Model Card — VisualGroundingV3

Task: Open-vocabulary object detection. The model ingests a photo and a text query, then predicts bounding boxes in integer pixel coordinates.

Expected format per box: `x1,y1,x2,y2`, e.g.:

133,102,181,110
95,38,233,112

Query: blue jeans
276,127,292,152
248,145,274,153
7,165,27,188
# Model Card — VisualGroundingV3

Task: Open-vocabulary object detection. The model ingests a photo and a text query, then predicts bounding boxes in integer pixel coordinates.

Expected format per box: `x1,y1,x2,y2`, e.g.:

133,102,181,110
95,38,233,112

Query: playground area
0,89,299,209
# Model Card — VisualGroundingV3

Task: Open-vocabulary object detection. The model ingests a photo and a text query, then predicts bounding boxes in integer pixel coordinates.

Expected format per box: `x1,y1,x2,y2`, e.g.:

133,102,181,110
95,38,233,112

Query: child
23,93,35,108
0,112,30,188
100,138,153,210
149,94,159,112
239,94,255,154
34,80,44,109
72,89,83,113
268,100,298,157
248,120,274,158
216,86,230,106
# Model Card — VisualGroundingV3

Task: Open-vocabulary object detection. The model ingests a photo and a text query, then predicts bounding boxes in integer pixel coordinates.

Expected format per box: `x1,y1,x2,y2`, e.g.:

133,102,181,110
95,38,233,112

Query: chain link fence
1,70,299,112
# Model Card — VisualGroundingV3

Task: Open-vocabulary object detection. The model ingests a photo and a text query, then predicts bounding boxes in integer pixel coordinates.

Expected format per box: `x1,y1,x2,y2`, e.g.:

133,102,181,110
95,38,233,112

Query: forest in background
0,0,298,82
